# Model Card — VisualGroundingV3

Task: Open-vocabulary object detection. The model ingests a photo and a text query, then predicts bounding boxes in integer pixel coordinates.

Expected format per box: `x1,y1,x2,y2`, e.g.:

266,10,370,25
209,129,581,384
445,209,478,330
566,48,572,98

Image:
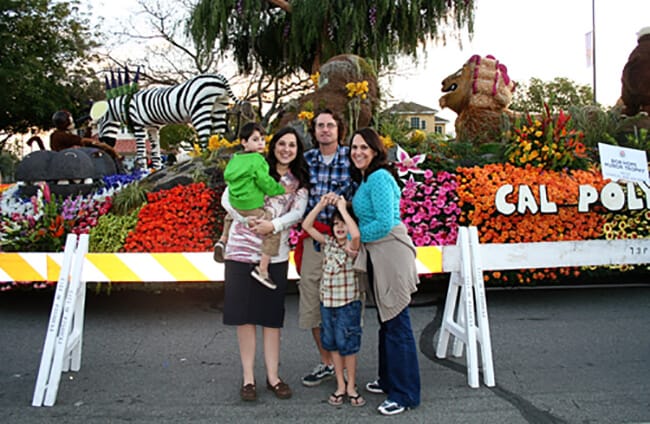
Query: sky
89,0,649,125
386,0,650,123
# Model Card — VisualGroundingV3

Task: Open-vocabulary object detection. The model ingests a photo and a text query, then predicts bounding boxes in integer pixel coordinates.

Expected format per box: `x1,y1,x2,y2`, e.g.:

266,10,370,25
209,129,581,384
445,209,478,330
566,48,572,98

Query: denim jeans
320,300,362,356
377,307,421,408
366,251,421,408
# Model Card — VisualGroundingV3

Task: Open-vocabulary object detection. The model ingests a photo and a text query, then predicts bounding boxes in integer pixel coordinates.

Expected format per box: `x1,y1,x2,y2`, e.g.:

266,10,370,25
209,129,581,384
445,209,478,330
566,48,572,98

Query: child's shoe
213,241,225,263
251,266,277,289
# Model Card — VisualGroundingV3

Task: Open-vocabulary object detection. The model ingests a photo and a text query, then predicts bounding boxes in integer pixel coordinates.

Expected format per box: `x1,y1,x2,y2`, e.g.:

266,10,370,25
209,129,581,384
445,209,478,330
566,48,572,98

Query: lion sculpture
439,54,517,144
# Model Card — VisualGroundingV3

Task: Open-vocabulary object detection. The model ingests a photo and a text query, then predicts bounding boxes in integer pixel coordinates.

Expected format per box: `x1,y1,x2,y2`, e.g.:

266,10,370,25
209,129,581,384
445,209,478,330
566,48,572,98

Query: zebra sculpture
93,68,241,169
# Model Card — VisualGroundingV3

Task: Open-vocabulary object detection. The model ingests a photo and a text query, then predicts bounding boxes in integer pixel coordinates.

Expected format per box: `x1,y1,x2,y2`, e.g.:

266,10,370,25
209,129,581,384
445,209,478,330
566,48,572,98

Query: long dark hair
349,127,398,183
267,126,311,189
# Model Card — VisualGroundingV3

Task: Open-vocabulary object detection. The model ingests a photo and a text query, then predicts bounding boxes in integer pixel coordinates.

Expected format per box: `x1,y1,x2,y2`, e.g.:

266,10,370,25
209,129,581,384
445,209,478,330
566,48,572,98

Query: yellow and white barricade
2,247,445,284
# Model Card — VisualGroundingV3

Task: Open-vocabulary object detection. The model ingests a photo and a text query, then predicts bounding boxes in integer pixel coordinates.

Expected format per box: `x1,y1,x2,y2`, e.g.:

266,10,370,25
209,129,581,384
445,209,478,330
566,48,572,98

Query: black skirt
222,260,289,328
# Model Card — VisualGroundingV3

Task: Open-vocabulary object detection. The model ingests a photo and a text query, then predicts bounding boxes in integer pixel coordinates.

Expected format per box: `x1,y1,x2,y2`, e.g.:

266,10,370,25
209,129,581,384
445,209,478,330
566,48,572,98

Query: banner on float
598,142,649,184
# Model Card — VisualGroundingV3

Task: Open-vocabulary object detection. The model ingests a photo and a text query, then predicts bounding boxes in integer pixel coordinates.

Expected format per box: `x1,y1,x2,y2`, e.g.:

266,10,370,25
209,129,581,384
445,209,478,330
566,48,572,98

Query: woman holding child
349,127,421,416
221,126,310,401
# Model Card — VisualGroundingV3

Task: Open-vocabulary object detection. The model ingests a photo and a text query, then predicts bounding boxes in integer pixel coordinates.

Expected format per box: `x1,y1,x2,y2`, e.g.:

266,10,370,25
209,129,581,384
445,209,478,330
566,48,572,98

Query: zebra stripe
98,73,240,169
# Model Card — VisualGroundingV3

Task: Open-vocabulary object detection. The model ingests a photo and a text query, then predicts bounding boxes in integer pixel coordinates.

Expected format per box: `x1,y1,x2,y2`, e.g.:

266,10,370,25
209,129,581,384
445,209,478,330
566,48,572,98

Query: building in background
383,101,449,135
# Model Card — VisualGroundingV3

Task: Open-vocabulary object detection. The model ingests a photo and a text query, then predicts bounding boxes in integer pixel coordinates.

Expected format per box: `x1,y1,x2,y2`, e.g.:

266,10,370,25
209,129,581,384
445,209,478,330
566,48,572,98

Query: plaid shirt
304,145,355,223
320,236,360,308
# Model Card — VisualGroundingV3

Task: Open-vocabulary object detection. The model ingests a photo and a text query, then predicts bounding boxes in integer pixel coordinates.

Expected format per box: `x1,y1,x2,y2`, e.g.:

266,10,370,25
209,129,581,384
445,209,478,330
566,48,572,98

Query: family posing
219,110,421,416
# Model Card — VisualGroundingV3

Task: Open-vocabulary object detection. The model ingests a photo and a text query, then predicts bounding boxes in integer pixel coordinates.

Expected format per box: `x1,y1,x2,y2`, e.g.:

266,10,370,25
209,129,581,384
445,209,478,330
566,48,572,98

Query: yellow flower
380,134,394,149
298,110,314,121
310,72,320,88
190,143,202,157
345,80,369,98
208,135,221,151
345,82,356,97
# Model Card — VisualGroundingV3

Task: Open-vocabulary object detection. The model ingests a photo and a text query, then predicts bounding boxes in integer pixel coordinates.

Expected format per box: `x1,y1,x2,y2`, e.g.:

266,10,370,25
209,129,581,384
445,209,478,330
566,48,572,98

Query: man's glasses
316,122,337,129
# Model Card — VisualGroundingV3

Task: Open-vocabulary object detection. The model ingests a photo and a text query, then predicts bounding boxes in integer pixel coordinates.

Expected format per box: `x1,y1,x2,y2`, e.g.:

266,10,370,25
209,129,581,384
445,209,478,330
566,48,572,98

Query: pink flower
394,144,425,177
40,182,51,203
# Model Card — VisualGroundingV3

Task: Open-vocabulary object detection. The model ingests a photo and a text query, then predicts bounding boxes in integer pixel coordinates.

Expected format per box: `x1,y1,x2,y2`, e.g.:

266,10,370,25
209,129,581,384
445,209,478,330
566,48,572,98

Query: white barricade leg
436,270,461,358
42,234,88,407
435,227,480,388
64,235,88,373
452,284,467,357
68,277,86,372
468,227,495,387
32,234,78,407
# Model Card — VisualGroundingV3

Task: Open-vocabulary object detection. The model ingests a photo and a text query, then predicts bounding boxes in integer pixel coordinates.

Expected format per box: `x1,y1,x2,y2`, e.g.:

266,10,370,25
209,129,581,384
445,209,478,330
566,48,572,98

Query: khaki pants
297,236,324,329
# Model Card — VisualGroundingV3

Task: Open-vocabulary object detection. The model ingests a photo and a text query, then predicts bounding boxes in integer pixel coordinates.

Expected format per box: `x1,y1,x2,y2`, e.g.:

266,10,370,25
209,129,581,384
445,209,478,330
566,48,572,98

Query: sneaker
251,266,277,290
365,379,385,394
377,400,406,416
301,363,335,387
213,241,225,263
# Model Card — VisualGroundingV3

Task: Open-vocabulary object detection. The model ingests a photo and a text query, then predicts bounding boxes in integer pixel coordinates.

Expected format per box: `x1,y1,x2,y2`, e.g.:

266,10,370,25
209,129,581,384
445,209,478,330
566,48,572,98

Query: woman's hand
344,245,359,258
250,219,274,235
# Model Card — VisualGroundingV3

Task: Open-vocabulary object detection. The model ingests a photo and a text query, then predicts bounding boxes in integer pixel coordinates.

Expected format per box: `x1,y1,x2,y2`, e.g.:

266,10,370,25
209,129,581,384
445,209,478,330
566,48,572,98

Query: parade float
2,49,650,291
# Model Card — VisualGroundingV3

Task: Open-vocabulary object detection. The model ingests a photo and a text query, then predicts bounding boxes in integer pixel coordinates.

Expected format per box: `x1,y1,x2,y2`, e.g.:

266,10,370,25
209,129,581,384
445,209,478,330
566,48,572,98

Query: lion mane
439,54,516,144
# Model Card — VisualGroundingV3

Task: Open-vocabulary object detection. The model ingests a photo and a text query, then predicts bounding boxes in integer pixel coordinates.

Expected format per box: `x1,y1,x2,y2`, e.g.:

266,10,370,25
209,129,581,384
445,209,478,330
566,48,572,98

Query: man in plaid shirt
299,109,356,387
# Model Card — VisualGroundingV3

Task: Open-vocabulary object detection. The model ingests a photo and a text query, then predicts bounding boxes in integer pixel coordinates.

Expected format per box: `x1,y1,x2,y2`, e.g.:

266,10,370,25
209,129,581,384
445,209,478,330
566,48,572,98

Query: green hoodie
224,152,285,210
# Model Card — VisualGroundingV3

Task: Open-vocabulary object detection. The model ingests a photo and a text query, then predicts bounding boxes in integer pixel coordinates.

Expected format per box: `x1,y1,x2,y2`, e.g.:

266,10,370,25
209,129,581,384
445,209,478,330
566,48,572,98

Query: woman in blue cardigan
349,127,421,416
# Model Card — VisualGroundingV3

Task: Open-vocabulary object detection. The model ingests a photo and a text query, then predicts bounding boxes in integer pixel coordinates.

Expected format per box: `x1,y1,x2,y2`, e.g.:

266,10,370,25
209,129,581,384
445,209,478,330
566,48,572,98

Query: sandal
347,392,366,407
266,378,292,399
328,392,345,406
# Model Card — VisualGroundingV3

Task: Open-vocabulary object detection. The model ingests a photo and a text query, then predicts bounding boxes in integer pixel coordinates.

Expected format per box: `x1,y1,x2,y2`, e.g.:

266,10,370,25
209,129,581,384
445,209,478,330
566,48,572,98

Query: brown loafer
240,382,256,401
266,379,292,399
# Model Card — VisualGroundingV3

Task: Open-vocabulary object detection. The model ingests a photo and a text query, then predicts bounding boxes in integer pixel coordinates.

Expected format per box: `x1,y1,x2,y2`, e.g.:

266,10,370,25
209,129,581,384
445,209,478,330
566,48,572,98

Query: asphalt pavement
1,283,649,424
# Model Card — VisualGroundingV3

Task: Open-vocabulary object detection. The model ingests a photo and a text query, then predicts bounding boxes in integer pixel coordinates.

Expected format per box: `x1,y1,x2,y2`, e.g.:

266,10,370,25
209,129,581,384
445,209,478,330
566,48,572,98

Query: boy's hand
317,195,330,207
335,195,347,211
321,192,339,205
281,182,295,194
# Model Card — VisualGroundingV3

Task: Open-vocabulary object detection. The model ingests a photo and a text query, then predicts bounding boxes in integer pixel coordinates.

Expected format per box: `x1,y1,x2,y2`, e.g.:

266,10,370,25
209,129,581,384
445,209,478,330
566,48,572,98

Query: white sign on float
598,142,650,184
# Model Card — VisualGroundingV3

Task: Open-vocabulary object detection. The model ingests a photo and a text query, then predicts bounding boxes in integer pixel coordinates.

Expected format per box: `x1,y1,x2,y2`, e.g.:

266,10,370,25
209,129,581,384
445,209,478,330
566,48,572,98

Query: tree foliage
0,0,99,138
510,77,595,114
189,0,475,75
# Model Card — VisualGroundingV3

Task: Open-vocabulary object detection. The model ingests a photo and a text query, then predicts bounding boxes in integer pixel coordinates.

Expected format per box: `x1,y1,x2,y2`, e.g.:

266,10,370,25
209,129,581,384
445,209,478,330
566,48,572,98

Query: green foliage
0,0,99,136
189,0,475,75
619,126,650,151
510,77,595,114
399,131,504,172
159,124,198,150
111,183,148,216
89,208,140,253
377,111,411,144
0,151,19,183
